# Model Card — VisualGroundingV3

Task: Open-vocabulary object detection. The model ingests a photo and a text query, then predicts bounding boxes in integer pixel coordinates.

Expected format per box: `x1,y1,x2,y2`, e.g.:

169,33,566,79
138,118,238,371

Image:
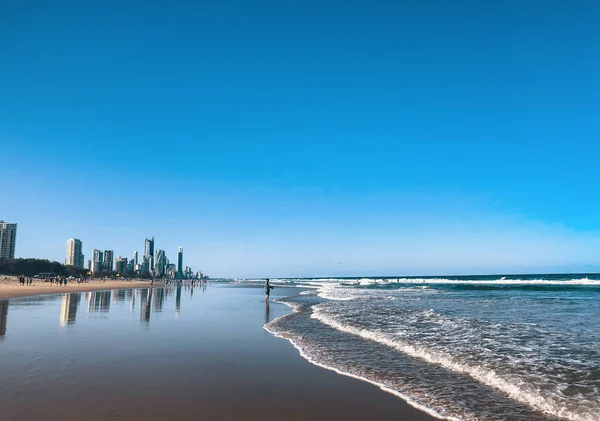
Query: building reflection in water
152,288,165,312
0,300,8,340
88,291,111,312
175,284,182,318
130,289,136,313
113,289,128,303
265,301,271,325
140,288,152,324
60,293,81,327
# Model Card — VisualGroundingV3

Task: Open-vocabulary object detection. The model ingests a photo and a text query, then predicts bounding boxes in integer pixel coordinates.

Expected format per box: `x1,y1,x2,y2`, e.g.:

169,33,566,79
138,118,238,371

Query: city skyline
73,234,195,278
2,2,600,278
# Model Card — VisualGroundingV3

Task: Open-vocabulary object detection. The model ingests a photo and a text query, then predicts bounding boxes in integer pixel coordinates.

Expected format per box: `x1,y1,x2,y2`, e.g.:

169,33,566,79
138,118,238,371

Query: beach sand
0,276,160,299
0,284,437,421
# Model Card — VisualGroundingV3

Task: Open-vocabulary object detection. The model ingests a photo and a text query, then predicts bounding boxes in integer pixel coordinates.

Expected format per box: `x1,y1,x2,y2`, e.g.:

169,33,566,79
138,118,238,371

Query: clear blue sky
1,1,599,278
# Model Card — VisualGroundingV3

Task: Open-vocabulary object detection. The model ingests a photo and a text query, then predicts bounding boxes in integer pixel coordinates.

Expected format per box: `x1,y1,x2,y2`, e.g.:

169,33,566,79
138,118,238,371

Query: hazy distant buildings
65,238,84,268
177,246,183,278
103,250,114,271
60,235,203,280
92,249,103,273
155,249,166,277
115,256,128,274
0,221,17,259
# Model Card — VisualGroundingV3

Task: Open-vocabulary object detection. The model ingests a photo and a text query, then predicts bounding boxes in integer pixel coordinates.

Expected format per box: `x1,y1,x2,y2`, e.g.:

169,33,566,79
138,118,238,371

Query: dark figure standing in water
265,279,274,302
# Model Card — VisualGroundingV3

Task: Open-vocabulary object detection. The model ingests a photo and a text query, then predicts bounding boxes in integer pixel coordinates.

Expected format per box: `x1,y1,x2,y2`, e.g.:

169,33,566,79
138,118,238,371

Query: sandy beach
0,283,437,421
0,276,160,299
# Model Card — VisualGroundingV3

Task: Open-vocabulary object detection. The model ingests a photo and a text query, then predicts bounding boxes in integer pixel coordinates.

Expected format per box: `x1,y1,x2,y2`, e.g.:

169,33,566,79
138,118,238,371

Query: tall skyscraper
144,237,154,270
133,251,138,266
127,259,135,273
87,260,92,271
0,221,17,259
92,249,103,273
103,250,114,271
141,255,149,274
155,249,166,277
65,238,84,267
177,246,183,278
115,256,128,274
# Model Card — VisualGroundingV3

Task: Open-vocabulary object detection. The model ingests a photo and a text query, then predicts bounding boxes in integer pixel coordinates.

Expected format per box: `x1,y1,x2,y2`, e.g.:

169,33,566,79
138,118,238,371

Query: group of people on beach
48,276,69,286
16,275,79,287
18,275,33,286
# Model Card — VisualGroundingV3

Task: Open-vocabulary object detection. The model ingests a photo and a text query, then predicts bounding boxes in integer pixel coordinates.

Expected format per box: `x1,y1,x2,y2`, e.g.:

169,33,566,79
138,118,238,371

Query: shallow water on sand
0,284,293,421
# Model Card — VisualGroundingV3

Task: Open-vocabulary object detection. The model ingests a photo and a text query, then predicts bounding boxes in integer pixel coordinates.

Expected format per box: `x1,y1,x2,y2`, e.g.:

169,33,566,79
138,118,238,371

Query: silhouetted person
265,279,274,302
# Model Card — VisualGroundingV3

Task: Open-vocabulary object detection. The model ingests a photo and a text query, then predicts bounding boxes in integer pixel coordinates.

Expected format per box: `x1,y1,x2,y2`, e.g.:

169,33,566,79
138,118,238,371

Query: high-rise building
127,259,135,273
115,256,128,275
154,250,166,277
87,260,92,271
133,251,138,266
177,246,183,278
92,249,103,273
0,221,17,259
166,263,176,278
103,250,114,271
144,237,154,270
65,238,84,267
141,255,149,274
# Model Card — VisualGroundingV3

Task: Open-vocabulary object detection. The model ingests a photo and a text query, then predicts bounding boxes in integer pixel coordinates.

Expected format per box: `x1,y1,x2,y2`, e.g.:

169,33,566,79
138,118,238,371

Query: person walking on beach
265,279,274,302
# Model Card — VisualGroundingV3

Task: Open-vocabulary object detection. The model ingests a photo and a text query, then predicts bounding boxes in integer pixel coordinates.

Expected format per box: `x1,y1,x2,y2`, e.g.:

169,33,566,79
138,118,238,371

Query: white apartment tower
65,238,84,268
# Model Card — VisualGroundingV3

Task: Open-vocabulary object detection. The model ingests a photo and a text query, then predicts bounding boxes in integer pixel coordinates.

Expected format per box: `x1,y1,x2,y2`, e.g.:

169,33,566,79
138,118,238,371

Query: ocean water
260,274,600,421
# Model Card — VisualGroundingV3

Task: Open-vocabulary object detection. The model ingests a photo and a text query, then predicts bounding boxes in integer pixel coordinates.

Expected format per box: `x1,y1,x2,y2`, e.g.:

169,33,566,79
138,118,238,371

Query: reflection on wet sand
175,284,182,318
87,291,112,312
152,287,165,312
140,288,152,324
0,300,7,339
1,281,211,339
265,301,271,325
60,293,81,327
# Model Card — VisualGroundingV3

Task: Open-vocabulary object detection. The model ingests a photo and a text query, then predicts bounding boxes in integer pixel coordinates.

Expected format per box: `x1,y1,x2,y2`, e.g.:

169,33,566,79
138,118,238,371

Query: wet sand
0,284,437,421
0,276,160,299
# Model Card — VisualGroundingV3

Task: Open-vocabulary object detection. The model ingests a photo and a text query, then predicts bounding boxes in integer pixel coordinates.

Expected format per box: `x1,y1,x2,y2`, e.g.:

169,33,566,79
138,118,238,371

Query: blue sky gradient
1,1,599,277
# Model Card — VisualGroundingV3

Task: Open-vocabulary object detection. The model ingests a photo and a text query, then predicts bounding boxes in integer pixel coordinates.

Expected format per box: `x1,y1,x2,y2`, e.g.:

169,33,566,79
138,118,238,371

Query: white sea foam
235,277,600,288
310,305,599,421
265,300,456,421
